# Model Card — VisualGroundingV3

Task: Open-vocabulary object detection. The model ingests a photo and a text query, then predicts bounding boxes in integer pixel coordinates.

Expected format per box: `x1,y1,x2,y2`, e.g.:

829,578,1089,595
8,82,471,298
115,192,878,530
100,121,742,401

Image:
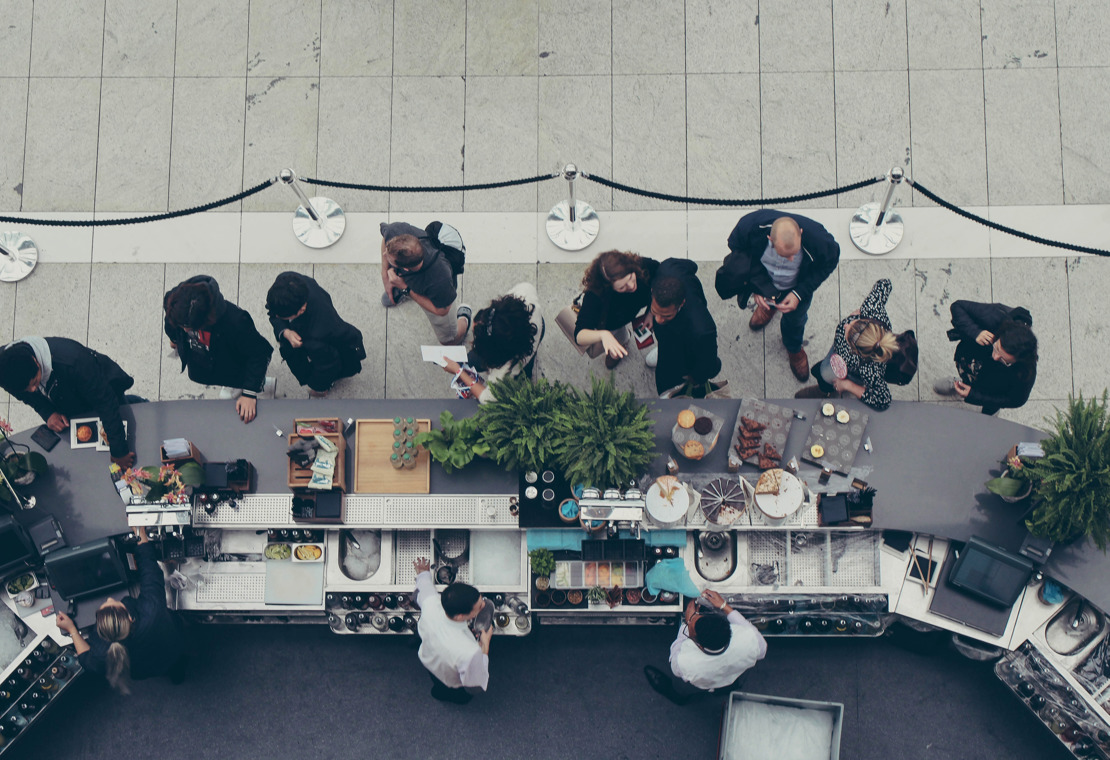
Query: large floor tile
1055,0,1110,67
759,0,832,73
1066,256,1110,399
832,0,908,71
95,78,174,212
760,73,836,209
239,211,388,265
990,258,1069,400
905,0,983,70
22,78,101,212
613,0,684,75
29,1,104,76
238,264,313,400
13,262,91,341
392,0,465,76
0,0,32,77
537,0,612,76
316,77,392,212
979,0,1056,69
320,0,393,76
310,264,387,399
686,74,761,207
984,69,1063,205
102,0,177,77
685,0,759,74
246,0,321,77
612,75,686,211
175,0,249,77
462,77,539,213
834,71,909,209
762,272,841,398
169,78,247,212
454,212,539,265
0,79,27,211
92,213,241,263
455,265,538,337
242,76,320,212
538,75,613,213
535,264,608,394
699,266,766,400
986,206,1110,258
87,263,165,401
388,77,465,213
466,0,538,76
999,398,1065,433
1059,68,1110,205
382,299,463,400
908,70,988,207
159,264,239,400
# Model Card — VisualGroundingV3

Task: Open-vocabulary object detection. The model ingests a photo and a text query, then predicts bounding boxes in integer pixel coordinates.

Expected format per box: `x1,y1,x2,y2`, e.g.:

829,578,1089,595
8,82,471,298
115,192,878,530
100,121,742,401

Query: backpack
424,221,466,279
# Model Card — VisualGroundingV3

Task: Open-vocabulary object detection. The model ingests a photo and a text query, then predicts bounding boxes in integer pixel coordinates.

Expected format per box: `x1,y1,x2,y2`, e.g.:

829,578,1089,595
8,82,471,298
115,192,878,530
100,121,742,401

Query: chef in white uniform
645,589,767,704
412,557,492,704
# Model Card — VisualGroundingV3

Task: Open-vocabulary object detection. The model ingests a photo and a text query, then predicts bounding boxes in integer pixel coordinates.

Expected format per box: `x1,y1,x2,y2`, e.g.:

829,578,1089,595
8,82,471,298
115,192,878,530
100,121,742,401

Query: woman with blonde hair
54,527,187,695
573,250,660,369
795,279,899,411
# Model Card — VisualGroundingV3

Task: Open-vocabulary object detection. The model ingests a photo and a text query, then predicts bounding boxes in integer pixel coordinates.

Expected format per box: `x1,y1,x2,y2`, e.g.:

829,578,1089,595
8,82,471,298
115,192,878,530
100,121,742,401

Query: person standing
0,337,138,467
650,260,724,398
718,210,841,381
379,222,471,346
56,527,188,694
934,300,1038,415
265,271,366,398
573,250,660,369
644,590,767,705
412,558,492,704
164,275,274,423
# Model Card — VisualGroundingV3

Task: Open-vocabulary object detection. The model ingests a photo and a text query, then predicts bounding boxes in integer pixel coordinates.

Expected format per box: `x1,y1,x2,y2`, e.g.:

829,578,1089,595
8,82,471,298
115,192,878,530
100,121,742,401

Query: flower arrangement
985,453,1035,501
121,463,203,503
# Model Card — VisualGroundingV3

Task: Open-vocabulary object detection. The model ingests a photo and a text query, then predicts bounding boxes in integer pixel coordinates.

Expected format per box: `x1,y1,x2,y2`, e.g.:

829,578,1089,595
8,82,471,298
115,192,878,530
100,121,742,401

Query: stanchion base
546,201,600,251
292,197,346,249
0,231,38,282
850,202,904,256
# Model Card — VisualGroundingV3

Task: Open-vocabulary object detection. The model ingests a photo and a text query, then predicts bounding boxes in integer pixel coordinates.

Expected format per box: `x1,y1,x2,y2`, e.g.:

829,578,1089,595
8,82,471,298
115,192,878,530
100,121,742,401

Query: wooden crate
353,419,431,494
294,417,342,436
287,432,346,492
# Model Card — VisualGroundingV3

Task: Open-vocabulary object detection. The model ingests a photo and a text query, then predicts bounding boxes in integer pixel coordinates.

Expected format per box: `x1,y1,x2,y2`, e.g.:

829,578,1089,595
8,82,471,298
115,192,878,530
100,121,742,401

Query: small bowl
640,590,658,604
550,589,567,606
558,498,580,523
534,590,551,607
625,588,642,605
567,590,584,606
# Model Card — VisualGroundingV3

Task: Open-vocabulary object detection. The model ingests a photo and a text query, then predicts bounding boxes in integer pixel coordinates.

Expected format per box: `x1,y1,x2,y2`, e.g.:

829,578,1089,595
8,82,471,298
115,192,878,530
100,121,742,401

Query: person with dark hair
266,271,366,398
438,282,544,404
55,527,188,695
934,300,1038,415
412,557,492,704
644,590,767,705
717,210,841,382
650,259,724,398
380,222,471,346
574,249,660,369
164,275,274,423
0,336,138,467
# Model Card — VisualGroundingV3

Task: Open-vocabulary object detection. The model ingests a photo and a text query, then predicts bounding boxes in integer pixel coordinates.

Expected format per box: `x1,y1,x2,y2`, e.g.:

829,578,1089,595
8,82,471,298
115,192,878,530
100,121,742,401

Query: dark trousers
280,340,362,392
428,672,472,704
779,290,813,354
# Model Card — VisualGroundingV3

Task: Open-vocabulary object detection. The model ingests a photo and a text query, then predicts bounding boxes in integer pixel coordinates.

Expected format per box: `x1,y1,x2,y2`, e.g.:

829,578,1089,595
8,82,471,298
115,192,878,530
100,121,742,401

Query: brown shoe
788,349,809,382
749,304,773,330
794,385,832,399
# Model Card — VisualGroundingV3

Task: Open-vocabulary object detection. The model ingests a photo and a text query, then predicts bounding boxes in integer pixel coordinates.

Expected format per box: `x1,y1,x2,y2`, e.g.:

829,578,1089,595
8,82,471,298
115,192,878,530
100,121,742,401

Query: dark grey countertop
9,397,1107,613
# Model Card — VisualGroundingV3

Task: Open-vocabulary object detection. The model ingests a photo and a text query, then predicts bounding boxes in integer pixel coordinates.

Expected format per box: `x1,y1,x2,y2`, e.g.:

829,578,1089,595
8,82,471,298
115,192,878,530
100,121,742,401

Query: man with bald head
718,210,840,381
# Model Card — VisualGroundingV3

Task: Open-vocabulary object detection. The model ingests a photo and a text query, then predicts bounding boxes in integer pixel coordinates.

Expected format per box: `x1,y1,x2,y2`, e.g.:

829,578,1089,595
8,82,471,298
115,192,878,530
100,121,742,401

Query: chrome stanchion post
0,231,38,282
279,168,346,249
546,163,600,251
849,167,905,256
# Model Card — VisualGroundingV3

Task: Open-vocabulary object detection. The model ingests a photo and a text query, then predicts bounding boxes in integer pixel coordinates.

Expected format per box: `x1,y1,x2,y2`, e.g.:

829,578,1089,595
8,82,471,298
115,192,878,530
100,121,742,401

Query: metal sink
693,530,736,583
1045,599,1106,656
337,529,382,581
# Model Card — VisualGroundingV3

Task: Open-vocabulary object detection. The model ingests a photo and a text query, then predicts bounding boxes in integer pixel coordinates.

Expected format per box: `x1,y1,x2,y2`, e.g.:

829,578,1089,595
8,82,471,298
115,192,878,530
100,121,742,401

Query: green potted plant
551,375,655,490
477,375,569,472
529,548,555,590
1024,392,1110,550
0,418,47,505
121,463,205,503
985,452,1034,502
414,410,490,474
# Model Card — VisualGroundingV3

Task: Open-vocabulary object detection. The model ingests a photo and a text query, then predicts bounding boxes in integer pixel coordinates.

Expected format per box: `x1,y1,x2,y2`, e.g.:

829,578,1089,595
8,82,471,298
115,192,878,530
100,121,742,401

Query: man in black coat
266,272,366,397
164,275,274,423
651,260,723,397
0,337,137,466
716,209,841,382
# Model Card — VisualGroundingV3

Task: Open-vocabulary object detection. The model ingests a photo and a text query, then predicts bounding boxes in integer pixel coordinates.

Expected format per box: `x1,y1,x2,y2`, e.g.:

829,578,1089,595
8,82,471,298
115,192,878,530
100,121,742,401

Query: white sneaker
263,376,276,397
218,387,242,400
644,345,658,368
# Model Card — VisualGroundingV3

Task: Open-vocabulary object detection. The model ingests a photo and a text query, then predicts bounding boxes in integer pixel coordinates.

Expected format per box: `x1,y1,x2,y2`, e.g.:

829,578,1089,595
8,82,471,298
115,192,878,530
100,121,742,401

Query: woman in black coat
934,300,1038,415
56,528,187,695
164,275,274,422
573,250,660,370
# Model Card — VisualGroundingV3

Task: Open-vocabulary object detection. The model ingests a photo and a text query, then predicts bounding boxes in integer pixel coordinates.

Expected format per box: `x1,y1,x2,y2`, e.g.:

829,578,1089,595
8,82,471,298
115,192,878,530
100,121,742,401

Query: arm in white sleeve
728,610,768,660
458,649,490,691
414,570,436,607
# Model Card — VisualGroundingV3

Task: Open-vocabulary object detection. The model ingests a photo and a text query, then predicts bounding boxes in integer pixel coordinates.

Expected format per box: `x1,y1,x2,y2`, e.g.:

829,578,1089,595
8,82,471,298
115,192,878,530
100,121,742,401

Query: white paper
420,345,468,367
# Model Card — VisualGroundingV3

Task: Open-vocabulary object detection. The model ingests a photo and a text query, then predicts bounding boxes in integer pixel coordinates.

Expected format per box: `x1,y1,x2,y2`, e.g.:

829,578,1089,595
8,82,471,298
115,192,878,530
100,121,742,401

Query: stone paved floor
1,0,1109,436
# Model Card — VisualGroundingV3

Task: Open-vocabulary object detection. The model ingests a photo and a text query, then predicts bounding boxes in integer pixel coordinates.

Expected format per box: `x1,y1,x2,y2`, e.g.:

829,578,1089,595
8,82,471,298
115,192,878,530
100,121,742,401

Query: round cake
683,440,705,459
693,416,714,435
677,410,696,428
700,477,747,525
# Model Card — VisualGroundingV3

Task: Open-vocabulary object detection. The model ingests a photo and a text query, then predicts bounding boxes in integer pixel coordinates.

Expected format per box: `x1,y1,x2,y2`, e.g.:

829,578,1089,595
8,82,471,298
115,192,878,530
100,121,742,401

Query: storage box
288,433,346,492
160,440,205,466
719,692,843,760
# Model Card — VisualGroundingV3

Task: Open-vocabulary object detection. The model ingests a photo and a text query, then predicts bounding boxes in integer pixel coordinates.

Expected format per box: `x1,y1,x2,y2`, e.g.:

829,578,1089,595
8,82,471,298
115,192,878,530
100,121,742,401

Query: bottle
390,453,403,470
367,594,382,610
17,699,38,715
37,675,55,693
13,667,33,683
340,594,352,610
383,594,397,609
492,594,505,608
325,593,337,608
50,663,69,682
402,453,416,470
344,613,360,631
393,426,404,443
352,594,367,610
39,639,59,656
396,593,410,609
403,614,417,631
392,440,402,454
6,712,26,732
387,616,405,632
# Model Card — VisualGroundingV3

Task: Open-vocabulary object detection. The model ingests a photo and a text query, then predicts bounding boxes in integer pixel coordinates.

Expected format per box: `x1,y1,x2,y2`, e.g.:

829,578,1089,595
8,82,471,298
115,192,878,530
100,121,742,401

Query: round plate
646,479,690,525
754,471,805,519
700,477,748,526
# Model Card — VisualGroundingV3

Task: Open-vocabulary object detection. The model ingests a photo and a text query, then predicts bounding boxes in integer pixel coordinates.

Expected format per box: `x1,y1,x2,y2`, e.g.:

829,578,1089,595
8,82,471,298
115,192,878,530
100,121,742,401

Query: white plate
754,471,805,519
646,480,691,525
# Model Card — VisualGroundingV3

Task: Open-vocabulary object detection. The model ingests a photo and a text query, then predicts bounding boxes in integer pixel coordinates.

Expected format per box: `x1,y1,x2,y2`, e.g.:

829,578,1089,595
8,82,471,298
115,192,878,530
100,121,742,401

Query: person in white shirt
644,590,767,704
412,558,492,704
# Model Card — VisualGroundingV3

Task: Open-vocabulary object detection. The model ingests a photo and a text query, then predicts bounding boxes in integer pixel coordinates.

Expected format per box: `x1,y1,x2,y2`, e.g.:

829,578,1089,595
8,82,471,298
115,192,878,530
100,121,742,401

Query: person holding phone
573,249,660,370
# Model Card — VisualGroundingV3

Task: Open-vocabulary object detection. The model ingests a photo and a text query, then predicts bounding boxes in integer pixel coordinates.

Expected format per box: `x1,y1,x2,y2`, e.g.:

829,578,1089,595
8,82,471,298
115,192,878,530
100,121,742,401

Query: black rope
908,180,1110,257
300,172,560,193
0,178,278,227
581,173,885,206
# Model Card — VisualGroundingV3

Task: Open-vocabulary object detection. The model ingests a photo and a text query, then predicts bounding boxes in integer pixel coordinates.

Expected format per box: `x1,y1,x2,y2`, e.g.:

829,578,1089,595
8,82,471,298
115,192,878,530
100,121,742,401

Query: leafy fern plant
476,374,569,472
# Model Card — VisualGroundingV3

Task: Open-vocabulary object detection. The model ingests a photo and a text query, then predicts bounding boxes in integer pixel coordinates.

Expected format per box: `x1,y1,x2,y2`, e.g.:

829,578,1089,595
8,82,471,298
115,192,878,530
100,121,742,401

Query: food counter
1,398,1109,758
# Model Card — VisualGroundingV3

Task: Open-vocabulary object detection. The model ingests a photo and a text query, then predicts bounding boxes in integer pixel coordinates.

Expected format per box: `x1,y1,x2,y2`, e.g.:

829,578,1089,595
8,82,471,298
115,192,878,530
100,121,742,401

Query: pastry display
731,400,796,466
735,443,760,461
693,416,714,435
740,416,766,434
755,469,783,496
837,410,851,424
763,442,782,462
700,477,747,525
822,403,835,417
683,440,705,459
810,444,825,458
677,410,696,428
655,475,681,502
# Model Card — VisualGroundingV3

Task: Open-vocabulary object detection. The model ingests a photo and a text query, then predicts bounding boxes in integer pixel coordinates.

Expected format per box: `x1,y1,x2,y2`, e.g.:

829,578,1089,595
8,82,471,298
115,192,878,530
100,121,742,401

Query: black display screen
0,516,36,577
45,538,128,601
948,536,1033,608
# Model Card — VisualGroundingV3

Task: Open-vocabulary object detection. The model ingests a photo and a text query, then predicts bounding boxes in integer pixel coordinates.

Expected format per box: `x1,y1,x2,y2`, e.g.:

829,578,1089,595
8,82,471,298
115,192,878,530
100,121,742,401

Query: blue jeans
779,291,813,354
